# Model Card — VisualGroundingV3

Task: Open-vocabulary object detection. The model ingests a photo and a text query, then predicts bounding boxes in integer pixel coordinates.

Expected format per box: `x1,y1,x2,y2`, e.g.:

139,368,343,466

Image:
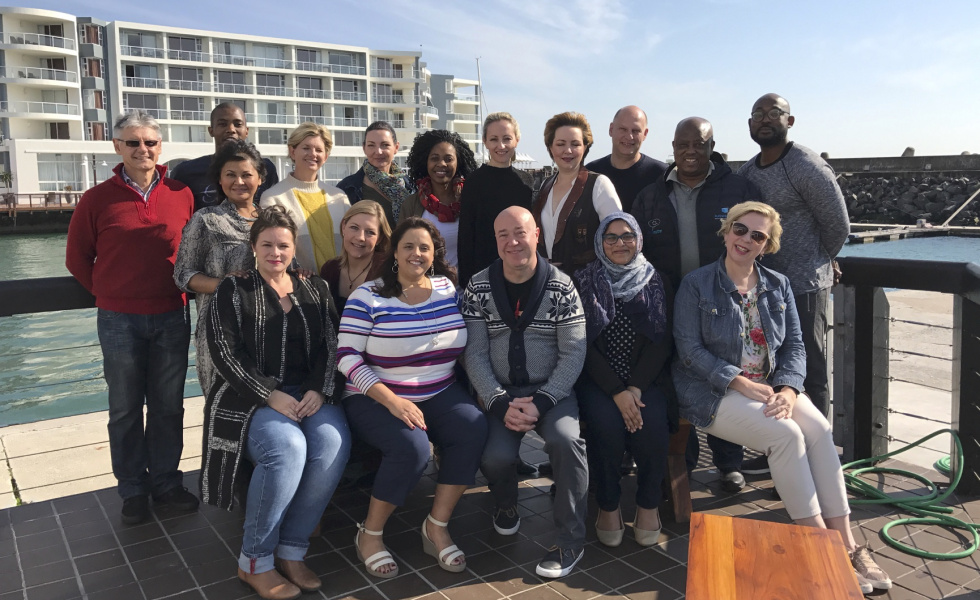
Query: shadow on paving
1,433,979,600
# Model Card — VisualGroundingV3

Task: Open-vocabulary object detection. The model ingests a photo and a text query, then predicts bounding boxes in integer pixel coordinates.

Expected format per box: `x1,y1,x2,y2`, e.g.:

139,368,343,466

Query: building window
123,93,160,111
170,125,207,143
259,129,288,145
48,123,70,140
334,131,363,146
38,153,82,192
329,51,355,66
298,103,323,117
82,90,104,110
171,97,204,120
80,23,102,45
168,36,202,61
256,73,285,95
445,99,454,113
86,122,107,141
84,58,103,78
168,66,203,90
445,79,453,93
296,48,320,68
213,70,246,93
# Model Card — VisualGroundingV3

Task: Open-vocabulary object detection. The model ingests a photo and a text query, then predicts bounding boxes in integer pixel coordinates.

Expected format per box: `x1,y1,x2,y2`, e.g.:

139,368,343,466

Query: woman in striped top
338,217,488,579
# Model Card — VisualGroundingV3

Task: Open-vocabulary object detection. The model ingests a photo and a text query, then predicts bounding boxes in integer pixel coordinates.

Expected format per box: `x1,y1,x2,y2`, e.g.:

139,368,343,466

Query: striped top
337,275,466,401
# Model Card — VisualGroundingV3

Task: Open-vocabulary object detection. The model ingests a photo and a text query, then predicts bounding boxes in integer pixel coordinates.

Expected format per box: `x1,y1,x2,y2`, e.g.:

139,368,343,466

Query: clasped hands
503,396,540,432
733,376,797,419
267,389,325,422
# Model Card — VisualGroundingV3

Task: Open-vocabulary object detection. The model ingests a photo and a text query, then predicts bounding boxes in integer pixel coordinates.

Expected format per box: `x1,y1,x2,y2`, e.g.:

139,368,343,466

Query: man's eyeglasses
602,232,638,246
750,108,790,123
731,222,769,244
118,139,160,148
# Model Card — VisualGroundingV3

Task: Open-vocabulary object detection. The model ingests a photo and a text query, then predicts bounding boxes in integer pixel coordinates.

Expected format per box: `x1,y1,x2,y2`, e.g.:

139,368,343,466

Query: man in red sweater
66,110,198,525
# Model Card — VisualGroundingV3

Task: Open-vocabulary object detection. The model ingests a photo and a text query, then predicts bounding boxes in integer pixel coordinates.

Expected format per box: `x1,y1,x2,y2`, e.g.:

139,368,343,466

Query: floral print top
739,287,769,379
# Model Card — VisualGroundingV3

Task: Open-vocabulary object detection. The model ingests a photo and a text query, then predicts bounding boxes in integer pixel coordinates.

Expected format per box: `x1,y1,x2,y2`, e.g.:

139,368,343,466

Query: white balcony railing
335,117,368,127
169,110,207,121
119,45,166,59
454,93,480,103
452,112,480,121
333,91,367,102
0,66,78,83
213,54,292,70
124,77,166,89
169,80,209,92
1,32,75,51
296,88,327,99
372,94,418,105
391,119,423,129
256,85,290,97
250,113,292,124
370,68,420,79
168,49,209,62
294,62,366,76
423,106,439,117
0,100,80,115
213,83,252,94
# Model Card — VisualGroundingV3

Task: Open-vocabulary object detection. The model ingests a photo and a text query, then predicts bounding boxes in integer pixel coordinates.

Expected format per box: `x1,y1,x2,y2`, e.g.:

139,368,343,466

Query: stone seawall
841,173,980,225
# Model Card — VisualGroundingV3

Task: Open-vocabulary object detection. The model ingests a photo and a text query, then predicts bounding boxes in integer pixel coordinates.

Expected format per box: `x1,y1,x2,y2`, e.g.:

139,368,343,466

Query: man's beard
751,128,787,148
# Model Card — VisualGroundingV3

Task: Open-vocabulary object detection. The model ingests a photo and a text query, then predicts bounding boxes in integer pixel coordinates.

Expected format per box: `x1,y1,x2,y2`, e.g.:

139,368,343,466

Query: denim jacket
671,254,806,427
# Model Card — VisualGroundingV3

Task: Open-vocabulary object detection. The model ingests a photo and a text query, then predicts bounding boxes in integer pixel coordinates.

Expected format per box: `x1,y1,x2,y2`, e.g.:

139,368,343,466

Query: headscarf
363,159,409,222
575,212,666,344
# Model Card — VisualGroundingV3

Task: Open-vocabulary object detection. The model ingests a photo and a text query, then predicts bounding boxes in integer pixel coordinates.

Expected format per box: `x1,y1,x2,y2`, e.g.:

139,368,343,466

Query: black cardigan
200,272,338,510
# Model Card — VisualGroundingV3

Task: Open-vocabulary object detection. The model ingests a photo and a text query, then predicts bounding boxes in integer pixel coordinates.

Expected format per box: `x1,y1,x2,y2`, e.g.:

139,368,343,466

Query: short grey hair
113,110,161,138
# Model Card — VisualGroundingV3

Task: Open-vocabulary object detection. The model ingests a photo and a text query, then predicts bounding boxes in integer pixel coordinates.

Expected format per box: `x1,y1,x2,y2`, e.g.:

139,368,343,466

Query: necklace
345,259,372,292
401,285,439,348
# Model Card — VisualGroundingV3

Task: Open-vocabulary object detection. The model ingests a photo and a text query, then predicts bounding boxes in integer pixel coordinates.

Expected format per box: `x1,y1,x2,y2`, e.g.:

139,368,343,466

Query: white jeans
703,390,849,520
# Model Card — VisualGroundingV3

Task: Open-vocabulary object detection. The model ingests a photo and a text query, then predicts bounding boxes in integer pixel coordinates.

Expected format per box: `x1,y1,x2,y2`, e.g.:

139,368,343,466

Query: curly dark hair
249,205,297,247
208,139,267,201
406,129,477,183
373,217,457,298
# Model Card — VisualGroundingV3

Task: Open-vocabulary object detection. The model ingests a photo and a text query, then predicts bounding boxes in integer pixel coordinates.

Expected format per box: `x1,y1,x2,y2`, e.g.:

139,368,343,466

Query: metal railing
423,106,439,117
168,49,209,62
833,256,980,494
250,112,290,124
119,45,165,59
212,82,252,94
454,93,480,103
169,110,207,121
123,76,166,89
1,31,75,50
0,101,80,116
296,88,328,99
212,54,290,70
0,66,77,83
294,62,366,76
370,68,420,79
372,94,418,105
451,112,480,121
169,80,209,92
333,91,367,102
1,192,83,209
256,85,290,97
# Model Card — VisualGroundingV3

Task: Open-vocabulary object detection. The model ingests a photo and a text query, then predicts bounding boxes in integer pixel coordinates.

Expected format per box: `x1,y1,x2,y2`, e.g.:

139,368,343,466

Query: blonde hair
287,122,333,153
718,201,783,255
339,200,392,268
483,112,521,141
543,112,594,161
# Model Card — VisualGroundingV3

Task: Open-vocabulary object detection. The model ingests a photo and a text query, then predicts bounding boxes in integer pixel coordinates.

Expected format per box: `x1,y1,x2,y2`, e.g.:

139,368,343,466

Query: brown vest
532,168,600,277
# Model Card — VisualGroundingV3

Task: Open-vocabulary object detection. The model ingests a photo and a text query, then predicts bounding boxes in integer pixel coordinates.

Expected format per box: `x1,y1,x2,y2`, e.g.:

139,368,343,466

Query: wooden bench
686,513,864,599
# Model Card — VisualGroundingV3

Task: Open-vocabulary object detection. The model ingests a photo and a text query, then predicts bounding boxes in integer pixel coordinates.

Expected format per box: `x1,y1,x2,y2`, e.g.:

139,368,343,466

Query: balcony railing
391,119,423,129
122,106,165,119
295,62,366,76
1,32,75,50
372,94,418,105
168,49,209,62
169,80,209,92
0,101,80,116
451,112,480,122
250,112,290,124
0,66,77,83
169,110,207,121
296,88,327,99
213,83,253,94
256,85,290,97
454,93,480,103
119,45,165,59
333,91,367,102
423,106,439,117
370,68,420,79
335,117,368,128
212,54,290,70
123,76,166,89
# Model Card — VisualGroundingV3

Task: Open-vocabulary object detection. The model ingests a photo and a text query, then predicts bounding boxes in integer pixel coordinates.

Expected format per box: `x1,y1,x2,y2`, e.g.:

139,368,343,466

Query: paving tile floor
2,433,980,600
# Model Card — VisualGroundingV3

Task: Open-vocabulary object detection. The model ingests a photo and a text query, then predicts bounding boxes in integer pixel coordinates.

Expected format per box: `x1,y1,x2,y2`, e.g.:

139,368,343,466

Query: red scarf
417,176,464,222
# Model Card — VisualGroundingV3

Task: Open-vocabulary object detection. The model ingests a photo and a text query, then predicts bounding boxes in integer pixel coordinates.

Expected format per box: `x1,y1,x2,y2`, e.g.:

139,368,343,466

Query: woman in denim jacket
672,201,891,594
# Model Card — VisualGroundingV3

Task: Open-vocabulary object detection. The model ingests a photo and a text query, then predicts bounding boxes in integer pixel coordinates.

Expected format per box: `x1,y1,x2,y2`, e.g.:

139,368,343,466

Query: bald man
461,207,588,578
737,94,849,456
586,106,667,212
631,117,760,491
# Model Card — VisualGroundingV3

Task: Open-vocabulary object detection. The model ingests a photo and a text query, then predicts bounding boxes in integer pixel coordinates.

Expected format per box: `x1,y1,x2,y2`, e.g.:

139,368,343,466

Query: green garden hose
842,429,979,560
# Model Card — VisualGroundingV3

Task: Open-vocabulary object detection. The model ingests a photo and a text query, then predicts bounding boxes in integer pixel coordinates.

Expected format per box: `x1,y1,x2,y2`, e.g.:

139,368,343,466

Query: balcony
335,117,368,128
167,49,209,62
0,100,80,116
123,76,166,89
122,106,166,119
256,85,291,97
371,68,420,80
296,88,328,99
169,80,210,92
169,110,207,121
452,112,480,122
391,119,423,129
212,82,253,95
249,112,293,125
333,91,367,102
454,92,480,103
119,45,165,59
423,106,439,118
372,94,419,105
0,31,75,51
0,66,77,84
212,54,292,70
295,62,366,76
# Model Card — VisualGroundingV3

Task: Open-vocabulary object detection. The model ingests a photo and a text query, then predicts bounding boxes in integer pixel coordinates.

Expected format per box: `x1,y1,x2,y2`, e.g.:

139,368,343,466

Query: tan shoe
237,567,301,600
275,558,322,593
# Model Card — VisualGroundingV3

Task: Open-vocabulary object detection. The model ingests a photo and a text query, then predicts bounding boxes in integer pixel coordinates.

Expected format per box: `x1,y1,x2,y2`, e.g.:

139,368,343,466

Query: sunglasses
731,222,769,244
118,139,160,148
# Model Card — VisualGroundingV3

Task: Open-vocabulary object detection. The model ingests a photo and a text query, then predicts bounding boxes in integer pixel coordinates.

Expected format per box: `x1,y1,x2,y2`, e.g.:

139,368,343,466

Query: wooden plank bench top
686,513,864,600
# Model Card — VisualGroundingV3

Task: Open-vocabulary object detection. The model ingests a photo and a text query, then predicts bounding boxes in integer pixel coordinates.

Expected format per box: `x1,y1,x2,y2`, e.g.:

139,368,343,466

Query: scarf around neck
363,159,409,222
417,175,464,222
575,211,666,344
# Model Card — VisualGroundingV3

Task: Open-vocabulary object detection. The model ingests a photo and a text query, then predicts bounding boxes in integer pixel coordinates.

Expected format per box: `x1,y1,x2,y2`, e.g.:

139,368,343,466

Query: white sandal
421,514,466,573
355,523,399,579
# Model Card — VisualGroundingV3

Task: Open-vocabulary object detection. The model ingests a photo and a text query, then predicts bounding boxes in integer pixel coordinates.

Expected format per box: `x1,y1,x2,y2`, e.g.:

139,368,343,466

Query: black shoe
121,495,150,525
535,546,583,578
719,470,745,493
516,459,537,476
537,461,553,477
741,455,771,475
493,506,520,535
154,486,200,512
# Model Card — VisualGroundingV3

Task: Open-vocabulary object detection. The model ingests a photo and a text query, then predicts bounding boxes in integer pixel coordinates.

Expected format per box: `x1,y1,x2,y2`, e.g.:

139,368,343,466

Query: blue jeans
97,307,190,500
240,388,351,575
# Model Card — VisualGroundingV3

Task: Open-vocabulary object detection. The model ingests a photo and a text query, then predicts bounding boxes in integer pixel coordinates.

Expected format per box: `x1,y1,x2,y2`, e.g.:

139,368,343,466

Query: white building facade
0,7,482,195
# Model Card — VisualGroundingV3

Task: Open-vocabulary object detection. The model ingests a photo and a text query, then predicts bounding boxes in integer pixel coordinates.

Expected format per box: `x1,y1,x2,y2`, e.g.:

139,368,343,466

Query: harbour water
0,233,977,427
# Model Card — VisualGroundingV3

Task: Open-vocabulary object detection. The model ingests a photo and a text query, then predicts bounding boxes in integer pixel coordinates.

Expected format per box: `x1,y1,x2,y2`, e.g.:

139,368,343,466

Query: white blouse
541,173,621,258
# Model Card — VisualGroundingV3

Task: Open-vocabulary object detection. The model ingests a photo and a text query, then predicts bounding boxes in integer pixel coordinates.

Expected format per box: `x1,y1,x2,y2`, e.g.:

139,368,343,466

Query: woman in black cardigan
202,206,350,600
573,211,674,549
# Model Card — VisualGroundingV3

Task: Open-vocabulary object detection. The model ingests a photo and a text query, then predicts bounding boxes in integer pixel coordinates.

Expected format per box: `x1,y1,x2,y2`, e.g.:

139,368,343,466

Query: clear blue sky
30,0,980,165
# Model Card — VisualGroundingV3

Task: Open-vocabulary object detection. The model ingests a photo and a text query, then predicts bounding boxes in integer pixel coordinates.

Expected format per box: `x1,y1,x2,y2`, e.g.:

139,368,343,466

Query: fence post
834,285,890,461
951,294,980,494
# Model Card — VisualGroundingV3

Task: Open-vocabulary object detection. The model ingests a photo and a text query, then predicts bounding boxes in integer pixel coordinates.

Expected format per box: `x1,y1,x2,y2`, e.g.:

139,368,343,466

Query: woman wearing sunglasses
672,201,891,594
573,212,674,548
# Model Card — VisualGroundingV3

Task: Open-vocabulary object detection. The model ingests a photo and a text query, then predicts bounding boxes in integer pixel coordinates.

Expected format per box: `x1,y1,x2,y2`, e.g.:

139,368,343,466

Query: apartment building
430,73,482,157
0,6,481,195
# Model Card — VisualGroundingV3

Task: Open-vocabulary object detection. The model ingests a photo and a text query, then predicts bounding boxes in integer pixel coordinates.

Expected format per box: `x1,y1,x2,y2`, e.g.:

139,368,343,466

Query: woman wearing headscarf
574,211,674,548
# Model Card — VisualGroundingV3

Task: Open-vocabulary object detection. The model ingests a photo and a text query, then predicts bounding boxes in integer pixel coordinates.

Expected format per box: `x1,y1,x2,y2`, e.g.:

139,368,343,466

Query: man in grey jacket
461,206,588,579
737,93,850,473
